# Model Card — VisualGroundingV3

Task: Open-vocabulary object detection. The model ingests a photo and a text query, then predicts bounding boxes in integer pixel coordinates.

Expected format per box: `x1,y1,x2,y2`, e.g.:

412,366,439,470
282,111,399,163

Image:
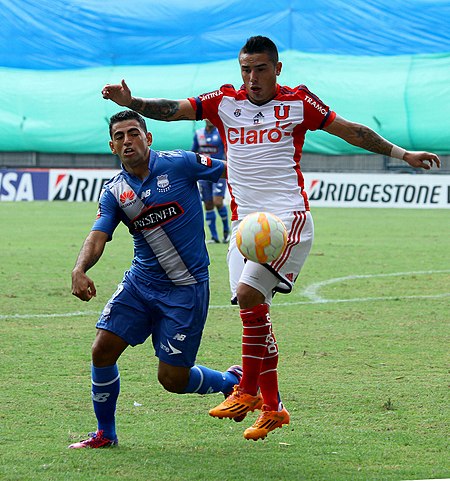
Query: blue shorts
96,271,210,367
198,178,227,203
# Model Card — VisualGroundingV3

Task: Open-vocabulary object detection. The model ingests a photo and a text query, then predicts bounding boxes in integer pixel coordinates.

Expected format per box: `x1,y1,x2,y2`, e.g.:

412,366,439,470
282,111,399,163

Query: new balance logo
173,333,186,341
141,189,151,199
92,392,110,403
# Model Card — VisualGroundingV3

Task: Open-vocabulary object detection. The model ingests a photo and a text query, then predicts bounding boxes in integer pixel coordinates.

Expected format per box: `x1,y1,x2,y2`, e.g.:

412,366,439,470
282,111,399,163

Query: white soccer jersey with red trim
189,84,335,220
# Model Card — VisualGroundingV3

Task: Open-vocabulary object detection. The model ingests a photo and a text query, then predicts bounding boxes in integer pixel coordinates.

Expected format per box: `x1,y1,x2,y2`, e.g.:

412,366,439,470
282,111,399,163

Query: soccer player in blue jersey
192,119,230,244
69,110,241,449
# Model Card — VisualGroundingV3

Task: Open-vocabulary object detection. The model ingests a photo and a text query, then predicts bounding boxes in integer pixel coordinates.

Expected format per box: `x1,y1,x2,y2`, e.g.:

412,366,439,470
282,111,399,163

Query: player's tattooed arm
324,114,440,169
324,114,393,155
102,79,196,121
129,98,193,121
352,124,392,155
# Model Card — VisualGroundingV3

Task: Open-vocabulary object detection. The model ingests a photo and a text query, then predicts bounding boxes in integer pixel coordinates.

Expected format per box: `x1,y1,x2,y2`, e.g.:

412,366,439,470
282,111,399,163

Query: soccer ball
236,212,287,263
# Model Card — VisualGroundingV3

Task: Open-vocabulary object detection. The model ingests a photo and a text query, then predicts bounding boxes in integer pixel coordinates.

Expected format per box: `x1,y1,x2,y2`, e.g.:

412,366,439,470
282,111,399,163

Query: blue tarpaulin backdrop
0,0,449,153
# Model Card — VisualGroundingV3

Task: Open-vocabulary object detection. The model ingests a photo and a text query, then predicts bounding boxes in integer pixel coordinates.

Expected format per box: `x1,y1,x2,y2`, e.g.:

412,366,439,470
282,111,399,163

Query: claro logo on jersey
132,202,184,231
227,120,293,145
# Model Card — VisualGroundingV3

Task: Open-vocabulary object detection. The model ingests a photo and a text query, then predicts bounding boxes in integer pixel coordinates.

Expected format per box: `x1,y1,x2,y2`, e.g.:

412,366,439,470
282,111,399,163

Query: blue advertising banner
0,169,49,201
0,168,119,202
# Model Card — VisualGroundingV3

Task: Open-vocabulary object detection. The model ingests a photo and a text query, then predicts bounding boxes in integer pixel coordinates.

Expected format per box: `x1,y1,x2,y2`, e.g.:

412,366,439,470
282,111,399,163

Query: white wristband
390,145,406,160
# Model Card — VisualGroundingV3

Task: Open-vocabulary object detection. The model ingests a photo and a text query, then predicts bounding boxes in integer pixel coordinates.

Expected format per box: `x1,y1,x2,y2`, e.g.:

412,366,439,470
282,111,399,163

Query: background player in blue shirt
69,110,242,449
192,119,230,243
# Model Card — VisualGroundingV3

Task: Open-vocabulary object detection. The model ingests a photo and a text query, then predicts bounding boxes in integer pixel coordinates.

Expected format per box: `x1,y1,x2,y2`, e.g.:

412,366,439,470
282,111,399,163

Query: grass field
0,202,449,481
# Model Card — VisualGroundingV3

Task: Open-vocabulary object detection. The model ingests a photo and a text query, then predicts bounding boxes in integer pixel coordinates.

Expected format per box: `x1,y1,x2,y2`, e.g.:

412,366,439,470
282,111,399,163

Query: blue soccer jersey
92,149,224,285
192,126,225,160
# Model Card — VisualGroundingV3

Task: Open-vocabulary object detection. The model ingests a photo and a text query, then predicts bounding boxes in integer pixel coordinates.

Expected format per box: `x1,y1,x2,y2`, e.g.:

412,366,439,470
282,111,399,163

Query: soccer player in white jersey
102,36,440,441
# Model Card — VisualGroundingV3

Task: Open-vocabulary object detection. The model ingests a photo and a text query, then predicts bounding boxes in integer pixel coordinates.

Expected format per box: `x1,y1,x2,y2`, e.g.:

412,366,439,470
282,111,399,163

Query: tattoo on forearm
129,98,188,121
355,125,392,156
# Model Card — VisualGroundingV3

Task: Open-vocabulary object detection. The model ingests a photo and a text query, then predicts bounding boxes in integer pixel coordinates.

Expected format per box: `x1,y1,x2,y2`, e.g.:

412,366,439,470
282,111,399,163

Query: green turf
0,202,449,481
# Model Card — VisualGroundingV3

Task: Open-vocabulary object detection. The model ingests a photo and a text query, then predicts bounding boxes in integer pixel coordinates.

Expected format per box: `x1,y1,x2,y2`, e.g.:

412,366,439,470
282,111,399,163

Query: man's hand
102,79,132,107
404,151,441,170
72,269,97,302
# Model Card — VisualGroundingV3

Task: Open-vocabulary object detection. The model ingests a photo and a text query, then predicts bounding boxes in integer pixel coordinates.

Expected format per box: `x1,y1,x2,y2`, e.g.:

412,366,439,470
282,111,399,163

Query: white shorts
227,210,314,304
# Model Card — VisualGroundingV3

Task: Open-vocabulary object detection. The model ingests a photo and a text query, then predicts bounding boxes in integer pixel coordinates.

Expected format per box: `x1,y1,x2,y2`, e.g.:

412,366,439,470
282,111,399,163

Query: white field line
0,310,101,320
302,269,450,303
276,292,450,307
1,270,449,319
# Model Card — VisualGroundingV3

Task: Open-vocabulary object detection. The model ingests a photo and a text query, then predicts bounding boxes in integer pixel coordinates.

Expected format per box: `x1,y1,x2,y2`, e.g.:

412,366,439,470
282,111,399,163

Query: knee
157,368,188,394
92,343,111,367
236,283,265,309
91,330,126,367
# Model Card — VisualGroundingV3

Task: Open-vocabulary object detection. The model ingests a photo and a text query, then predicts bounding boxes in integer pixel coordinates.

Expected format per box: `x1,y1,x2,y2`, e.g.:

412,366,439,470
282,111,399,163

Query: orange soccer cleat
243,404,290,441
209,385,263,422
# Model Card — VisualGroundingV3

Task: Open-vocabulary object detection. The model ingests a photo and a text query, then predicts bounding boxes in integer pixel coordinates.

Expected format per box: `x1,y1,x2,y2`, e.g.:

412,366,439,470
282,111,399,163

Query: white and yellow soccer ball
236,212,288,264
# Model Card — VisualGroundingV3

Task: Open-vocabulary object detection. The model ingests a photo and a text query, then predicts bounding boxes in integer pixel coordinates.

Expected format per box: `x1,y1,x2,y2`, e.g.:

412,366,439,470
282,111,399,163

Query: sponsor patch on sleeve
196,153,212,167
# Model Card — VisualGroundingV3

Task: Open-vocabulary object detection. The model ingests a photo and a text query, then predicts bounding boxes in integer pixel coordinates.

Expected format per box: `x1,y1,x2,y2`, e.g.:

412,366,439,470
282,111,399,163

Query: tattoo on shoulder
129,98,184,121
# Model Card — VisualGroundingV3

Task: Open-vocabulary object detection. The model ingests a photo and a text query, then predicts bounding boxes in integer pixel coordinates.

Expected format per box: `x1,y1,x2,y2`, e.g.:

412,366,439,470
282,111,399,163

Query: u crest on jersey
274,105,290,120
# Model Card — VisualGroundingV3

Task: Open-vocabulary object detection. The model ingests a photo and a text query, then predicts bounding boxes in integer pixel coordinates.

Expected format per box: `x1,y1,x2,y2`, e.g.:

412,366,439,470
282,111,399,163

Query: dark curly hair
109,110,147,138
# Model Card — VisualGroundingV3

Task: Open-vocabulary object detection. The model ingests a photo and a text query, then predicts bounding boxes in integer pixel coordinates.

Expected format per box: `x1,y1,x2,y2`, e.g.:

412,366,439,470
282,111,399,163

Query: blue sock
205,210,218,240
217,205,229,235
91,364,120,440
183,365,239,395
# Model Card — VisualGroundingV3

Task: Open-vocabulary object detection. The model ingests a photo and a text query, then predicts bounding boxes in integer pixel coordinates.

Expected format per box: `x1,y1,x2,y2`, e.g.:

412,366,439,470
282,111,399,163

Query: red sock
239,303,271,396
259,328,280,410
